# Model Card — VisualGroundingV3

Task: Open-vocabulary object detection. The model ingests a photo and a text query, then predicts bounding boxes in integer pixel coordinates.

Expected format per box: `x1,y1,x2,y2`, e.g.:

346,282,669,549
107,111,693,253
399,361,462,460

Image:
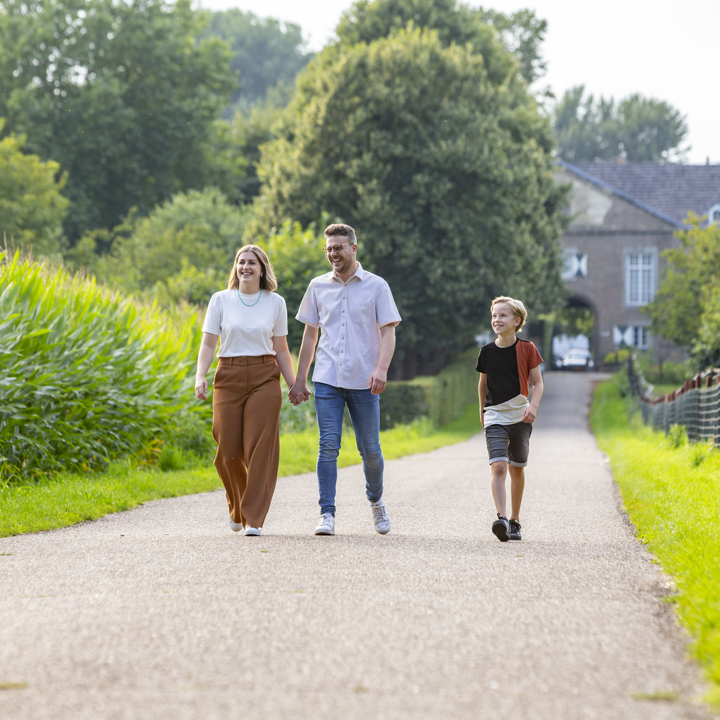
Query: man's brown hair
324,223,357,244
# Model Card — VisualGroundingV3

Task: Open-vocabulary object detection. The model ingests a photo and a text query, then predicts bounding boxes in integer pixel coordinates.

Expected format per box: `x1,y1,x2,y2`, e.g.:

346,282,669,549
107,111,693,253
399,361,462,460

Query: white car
558,348,595,371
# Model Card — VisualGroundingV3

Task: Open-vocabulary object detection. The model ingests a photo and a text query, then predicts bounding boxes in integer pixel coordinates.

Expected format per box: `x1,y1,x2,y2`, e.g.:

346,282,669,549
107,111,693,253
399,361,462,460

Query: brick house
555,161,720,364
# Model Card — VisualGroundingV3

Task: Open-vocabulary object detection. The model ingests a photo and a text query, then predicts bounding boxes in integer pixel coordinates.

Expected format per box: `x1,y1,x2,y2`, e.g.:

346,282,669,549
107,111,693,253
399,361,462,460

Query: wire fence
628,356,720,444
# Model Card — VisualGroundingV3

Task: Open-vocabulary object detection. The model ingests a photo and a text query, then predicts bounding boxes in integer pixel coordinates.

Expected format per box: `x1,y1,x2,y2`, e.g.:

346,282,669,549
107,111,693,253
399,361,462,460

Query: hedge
380,349,478,430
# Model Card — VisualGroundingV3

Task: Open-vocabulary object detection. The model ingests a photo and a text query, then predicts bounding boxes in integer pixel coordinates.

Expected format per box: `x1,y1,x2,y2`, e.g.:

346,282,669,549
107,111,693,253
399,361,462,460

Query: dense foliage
0,0,234,242
68,188,249,306
201,9,311,114
250,18,567,374
0,121,68,256
380,349,478,429
262,218,330,350
0,252,204,480
337,0,548,84
555,85,688,163
645,218,720,368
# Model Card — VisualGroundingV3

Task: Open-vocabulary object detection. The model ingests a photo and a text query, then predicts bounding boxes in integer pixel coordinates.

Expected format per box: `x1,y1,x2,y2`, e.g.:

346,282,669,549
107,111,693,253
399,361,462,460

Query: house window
625,250,655,306
633,326,651,350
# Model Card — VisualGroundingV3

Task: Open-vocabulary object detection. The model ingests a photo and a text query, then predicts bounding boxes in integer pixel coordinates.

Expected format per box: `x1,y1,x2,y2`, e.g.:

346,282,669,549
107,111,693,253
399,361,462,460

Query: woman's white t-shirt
202,289,288,357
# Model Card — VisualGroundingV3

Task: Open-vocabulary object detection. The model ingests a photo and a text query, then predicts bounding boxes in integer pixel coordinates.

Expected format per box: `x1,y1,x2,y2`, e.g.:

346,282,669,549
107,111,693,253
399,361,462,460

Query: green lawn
591,375,720,708
0,401,480,537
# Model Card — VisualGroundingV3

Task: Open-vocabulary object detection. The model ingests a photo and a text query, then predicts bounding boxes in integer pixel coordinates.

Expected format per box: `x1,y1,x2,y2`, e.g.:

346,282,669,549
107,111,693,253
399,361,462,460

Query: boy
476,296,544,542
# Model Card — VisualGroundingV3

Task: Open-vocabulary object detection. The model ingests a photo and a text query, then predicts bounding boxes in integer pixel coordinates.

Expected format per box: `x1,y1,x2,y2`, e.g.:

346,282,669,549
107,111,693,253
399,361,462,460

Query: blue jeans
314,382,384,516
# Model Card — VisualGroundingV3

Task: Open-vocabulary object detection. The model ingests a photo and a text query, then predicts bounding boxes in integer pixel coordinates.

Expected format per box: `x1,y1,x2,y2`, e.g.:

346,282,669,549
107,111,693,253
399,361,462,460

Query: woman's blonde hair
228,245,278,291
491,296,527,331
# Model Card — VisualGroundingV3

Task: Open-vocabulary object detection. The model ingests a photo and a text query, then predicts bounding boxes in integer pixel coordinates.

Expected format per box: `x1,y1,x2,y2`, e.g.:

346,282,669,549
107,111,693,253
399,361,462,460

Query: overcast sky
200,0,719,164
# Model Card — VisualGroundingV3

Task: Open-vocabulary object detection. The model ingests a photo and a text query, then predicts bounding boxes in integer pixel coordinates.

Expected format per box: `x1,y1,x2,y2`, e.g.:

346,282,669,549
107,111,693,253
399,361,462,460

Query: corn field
0,252,204,480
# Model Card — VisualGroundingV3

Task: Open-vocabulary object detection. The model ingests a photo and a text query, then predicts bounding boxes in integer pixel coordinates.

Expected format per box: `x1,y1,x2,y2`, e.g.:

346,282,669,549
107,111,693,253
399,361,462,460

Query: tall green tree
201,9,311,114
0,120,68,256
205,90,289,206
69,188,249,305
555,86,689,163
261,218,331,351
250,25,567,375
695,283,720,368
337,0,548,84
0,0,234,242
646,217,720,366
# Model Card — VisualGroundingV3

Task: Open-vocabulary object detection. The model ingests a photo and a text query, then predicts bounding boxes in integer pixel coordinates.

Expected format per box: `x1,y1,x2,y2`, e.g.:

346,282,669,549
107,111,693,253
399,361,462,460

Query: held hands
522,404,538,423
288,381,312,406
368,368,387,395
195,377,209,401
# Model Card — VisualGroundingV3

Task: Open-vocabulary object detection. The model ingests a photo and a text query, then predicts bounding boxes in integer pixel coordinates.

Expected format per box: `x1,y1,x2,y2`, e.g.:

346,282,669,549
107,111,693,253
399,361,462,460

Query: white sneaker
229,517,243,532
371,499,391,534
314,513,335,535
244,526,262,536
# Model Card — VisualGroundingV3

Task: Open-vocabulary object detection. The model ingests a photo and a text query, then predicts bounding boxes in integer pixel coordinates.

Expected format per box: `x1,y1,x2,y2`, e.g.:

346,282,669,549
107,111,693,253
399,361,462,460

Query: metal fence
630,357,720,444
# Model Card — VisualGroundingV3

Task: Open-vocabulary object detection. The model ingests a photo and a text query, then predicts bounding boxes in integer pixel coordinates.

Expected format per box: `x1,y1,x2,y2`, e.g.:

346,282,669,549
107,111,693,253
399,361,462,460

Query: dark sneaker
492,515,509,542
508,519,522,540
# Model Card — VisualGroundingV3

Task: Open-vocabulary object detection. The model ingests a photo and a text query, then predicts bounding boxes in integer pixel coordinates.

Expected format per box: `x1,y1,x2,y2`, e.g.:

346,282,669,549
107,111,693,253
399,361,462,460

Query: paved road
0,373,711,719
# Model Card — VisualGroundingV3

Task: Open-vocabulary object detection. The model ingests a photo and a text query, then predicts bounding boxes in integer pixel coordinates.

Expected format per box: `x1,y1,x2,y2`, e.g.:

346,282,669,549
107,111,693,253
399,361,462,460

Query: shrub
380,349,478,430
635,353,695,386
603,348,630,364
164,410,215,460
0,252,204,480
380,384,428,430
0,120,69,256
280,379,317,434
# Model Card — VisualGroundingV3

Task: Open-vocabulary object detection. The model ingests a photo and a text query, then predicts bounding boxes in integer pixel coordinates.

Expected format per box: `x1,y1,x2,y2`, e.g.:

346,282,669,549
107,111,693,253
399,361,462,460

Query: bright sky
200,0,719,164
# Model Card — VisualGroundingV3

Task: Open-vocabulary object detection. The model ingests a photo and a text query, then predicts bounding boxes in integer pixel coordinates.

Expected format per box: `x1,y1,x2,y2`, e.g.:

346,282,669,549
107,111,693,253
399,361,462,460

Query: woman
195,245,296,536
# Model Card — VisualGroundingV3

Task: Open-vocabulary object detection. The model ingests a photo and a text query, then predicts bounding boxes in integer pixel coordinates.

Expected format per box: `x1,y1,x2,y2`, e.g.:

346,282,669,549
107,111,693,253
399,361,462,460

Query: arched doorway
544,295,597,369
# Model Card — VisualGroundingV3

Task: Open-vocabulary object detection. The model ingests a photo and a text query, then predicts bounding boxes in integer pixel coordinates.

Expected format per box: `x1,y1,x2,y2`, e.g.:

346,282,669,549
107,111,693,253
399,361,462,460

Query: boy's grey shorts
484,422,533,467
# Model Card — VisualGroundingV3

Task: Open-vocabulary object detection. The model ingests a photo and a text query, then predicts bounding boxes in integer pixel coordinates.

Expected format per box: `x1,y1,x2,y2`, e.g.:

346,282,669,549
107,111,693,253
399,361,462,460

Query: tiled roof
566,161,720,225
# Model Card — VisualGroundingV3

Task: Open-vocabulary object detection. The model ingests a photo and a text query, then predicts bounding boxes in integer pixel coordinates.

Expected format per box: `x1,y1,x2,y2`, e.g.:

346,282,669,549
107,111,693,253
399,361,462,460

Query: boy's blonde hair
491,296,527,332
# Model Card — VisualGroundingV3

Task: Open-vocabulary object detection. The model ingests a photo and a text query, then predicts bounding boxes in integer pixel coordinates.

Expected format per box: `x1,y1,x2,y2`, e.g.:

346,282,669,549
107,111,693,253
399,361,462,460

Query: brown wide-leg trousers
212,355,282,529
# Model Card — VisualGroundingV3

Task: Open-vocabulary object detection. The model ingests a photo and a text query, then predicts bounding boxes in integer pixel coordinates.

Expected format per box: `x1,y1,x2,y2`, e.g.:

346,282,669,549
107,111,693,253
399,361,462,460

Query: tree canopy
0,0,234,242
201,9,312,114
250,21,567,374
69,188,249,306
646,217,720,368
555,86,689,163
0,120,68,256
337,0,548,84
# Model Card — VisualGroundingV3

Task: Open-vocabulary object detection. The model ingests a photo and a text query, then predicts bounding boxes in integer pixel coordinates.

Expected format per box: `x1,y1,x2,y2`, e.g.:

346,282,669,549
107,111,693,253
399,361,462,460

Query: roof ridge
557,159,683,228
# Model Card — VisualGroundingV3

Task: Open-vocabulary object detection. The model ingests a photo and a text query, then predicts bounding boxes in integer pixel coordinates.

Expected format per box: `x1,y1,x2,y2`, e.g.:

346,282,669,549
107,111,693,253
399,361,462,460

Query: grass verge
0,401,480,537
591,374,720,708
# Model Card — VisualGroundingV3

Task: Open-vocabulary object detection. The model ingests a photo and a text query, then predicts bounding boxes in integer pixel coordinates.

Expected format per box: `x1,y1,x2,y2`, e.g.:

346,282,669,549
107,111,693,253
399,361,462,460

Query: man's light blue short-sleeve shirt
296,263,401,390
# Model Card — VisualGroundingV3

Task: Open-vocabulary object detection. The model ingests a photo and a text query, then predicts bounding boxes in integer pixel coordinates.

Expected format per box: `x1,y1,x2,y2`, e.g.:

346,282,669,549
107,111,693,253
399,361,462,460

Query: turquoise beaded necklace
236,288,262,307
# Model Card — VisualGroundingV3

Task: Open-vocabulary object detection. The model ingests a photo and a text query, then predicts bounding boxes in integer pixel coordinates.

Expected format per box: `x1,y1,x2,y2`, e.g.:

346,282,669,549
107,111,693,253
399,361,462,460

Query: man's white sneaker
371,499,391,534
229,518,243,532
244,526,262,536
314,513,335,535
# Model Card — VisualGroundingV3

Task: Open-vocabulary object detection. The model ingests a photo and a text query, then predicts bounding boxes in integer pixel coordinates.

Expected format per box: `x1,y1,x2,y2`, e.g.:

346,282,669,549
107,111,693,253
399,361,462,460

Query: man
289,223,401,536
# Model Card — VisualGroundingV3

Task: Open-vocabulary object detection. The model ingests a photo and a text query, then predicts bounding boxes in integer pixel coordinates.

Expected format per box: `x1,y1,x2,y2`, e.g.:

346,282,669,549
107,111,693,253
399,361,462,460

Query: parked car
557,348,595,371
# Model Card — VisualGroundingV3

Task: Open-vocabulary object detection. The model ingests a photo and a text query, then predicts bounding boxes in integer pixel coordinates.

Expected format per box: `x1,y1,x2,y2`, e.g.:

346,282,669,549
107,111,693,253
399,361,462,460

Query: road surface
0,372,711,719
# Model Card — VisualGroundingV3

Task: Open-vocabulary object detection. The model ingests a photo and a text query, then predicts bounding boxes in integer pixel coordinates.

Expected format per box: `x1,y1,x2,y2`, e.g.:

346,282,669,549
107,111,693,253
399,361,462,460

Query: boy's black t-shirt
475,338,543,408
